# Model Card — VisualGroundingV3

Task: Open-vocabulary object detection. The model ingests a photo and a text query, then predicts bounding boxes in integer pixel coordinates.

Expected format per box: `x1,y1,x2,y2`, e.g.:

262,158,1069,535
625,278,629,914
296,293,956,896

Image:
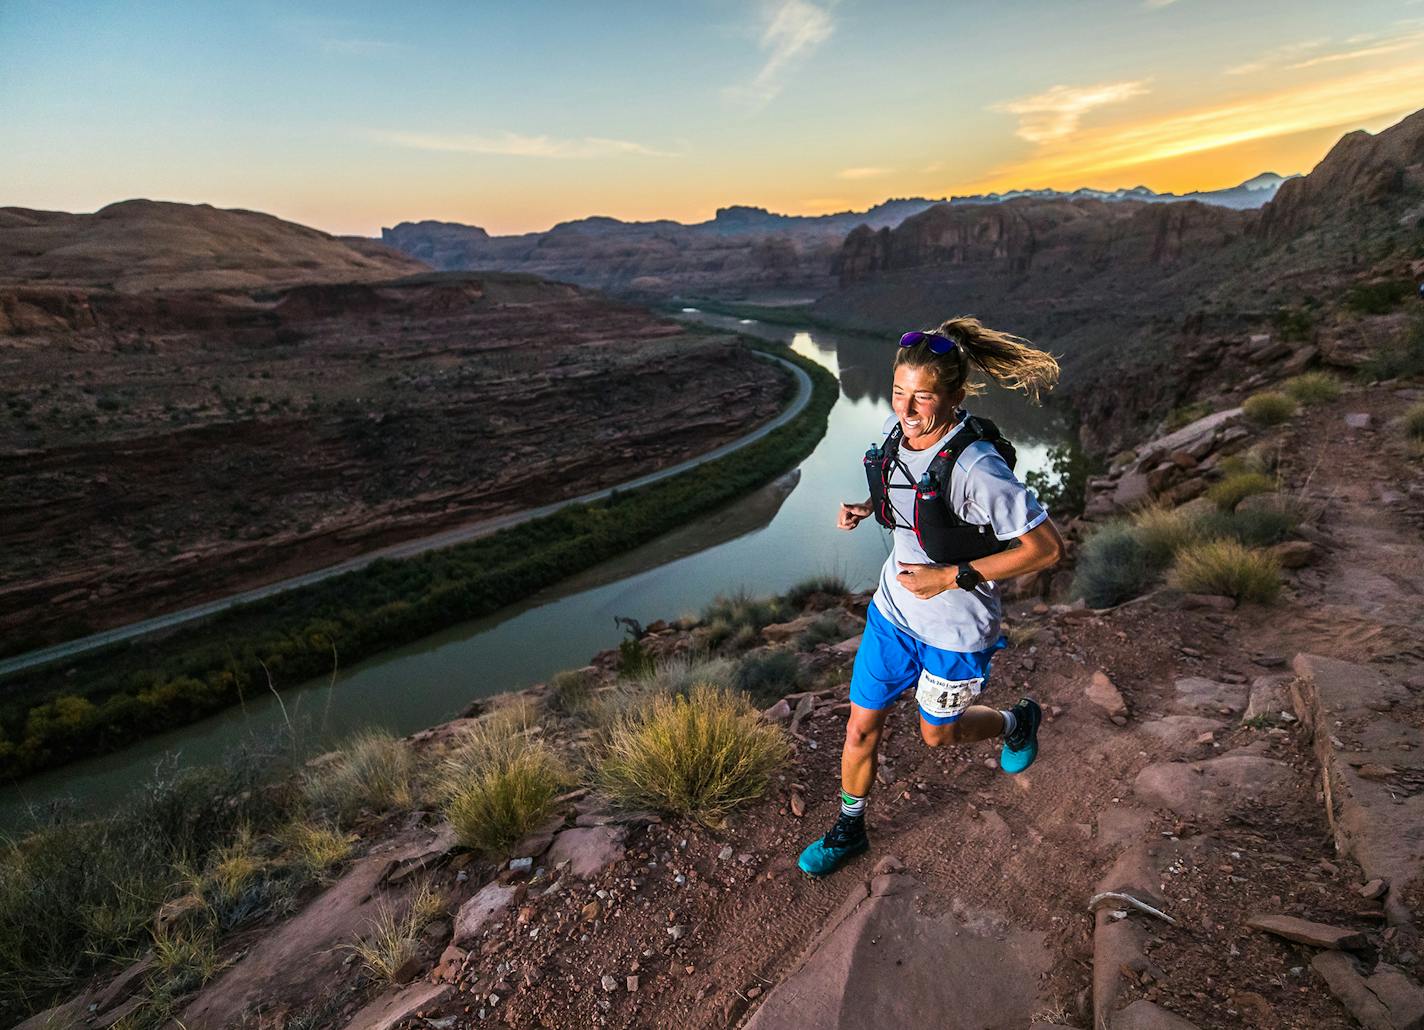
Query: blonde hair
894,316,1060,404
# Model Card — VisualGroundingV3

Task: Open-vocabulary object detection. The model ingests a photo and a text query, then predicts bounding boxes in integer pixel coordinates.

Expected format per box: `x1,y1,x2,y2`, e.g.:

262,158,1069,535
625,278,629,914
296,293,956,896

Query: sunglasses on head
899,331,958,354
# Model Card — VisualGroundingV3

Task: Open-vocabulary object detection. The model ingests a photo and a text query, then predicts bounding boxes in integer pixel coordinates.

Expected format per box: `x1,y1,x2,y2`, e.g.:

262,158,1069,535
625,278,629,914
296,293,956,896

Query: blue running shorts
849,602,1006,725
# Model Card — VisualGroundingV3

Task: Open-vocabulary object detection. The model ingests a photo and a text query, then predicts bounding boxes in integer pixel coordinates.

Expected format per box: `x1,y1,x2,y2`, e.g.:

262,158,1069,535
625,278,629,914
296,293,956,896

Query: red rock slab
1245,914,1369,950
343,981,451,1030
1133,751,1295,821
742,868,1049,1030
1292,653,1424,926
1111,999,1202,1029
1312,952,1424,1030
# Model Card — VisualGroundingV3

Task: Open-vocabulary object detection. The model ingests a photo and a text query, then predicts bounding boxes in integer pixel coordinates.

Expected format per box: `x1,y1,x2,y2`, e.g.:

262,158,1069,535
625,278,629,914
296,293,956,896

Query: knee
845,723,880,751
920,722,960,747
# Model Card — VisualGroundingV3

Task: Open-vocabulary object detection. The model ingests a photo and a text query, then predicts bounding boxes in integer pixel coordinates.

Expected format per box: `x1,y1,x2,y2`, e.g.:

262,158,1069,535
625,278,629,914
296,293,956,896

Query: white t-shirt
871,412,1048,652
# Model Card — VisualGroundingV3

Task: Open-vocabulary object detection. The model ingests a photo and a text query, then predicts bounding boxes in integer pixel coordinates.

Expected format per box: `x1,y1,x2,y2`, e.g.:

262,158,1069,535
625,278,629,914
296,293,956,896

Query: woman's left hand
895,562,952,599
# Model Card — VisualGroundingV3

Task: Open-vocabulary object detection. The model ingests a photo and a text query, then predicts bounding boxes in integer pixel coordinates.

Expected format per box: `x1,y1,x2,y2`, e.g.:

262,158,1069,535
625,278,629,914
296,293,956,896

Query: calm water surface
1,316,1070,829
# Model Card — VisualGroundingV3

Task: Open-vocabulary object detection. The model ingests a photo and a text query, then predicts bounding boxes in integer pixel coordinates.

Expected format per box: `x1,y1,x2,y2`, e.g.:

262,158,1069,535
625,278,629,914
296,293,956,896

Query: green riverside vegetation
0,339,838,781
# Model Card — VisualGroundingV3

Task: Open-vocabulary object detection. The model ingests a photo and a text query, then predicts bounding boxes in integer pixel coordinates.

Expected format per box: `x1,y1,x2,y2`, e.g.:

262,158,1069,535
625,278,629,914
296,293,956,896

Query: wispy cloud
978,62,1424,188
1143,0,1179,7
1228,24,1424,75
992,81,1150,143
321,38,402,56
368,130,680,159
837,167,890,179
726,0,835,111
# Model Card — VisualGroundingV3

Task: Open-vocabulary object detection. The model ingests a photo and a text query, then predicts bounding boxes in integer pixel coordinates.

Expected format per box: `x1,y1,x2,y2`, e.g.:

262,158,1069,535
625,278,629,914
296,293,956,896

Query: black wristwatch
955,564,983,591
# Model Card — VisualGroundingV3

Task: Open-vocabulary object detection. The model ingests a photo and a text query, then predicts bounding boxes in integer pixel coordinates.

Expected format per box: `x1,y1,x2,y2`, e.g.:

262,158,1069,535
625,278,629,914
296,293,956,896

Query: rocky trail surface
18,382,1424,1030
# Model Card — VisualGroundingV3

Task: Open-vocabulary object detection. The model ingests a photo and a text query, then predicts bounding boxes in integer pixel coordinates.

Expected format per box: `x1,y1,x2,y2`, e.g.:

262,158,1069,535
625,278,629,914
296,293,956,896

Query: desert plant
302,730,414,821
1241,391,1296,426
1402,402,1424,442
150,923,224,995
1362,312,1424,380
1169,539,1281,603
1162,401,1214,432
732,650,803,706
344,879,444,985
1195,507,1299,547
1069,522,1157,608
278,821,353,882
1206,472,1276,512
1129,504,1202,566
438,723,567,853
783,572,850,608
1282,372,1341,405
700,590,789,648
795,614,847,652
548,668,595,716
596,683,789,823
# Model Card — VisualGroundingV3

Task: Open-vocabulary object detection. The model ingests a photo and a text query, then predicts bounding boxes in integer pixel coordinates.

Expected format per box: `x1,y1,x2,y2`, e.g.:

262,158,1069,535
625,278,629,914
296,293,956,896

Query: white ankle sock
839,790,866,818
1000,709,1017,737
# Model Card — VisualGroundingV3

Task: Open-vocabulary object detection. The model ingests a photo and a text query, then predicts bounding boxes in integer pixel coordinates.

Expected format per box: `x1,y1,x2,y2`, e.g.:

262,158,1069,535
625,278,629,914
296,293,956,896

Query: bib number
915,669,983,720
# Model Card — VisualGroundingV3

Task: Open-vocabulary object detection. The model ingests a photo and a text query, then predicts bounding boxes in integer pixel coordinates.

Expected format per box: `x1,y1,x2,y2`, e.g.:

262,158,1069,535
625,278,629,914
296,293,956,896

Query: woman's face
892,365,963,448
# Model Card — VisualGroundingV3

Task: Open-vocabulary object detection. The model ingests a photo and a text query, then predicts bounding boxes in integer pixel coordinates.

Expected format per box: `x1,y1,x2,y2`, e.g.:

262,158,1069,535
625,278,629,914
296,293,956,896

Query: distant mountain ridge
379,173,1293,299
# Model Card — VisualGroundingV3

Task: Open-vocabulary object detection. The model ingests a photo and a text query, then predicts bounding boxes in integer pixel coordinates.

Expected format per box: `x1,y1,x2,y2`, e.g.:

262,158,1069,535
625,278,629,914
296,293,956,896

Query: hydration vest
863,413,1017,565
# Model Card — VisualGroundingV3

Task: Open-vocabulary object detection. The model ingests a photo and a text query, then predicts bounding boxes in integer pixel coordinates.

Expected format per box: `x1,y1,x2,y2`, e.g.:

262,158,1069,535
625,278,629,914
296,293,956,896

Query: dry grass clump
1169,539,1281,604
278,821,353,882
1130,504,1201,565
437,718,568,854
344,878,444,985
1402,402,1424,442
1283,371,1341,405
1206,472,1276,512
1242,391,1297,426
732,650,803,707
596,683,789,823
548,668,595,716
302,730,415,822
784,572,850,608
701,590,789,651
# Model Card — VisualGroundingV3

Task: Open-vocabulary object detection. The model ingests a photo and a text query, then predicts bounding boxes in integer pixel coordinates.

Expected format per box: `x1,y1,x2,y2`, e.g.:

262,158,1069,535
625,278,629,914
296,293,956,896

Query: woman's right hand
838,500,873,531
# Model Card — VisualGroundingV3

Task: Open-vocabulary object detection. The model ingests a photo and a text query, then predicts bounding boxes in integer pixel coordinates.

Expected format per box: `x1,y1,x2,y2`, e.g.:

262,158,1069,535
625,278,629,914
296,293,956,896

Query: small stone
1359,879,1389,900
1343,412,1372,430
1246,914,1369,950
1086,670,1129,721
581,900,602,921
601,974,619,993
667,924,688,941
790,792,806,818
1357,764,1398,781
1196,731,1215,745
717,845,734,861
508,857,533,873
627,975,639,992
747,986,762,999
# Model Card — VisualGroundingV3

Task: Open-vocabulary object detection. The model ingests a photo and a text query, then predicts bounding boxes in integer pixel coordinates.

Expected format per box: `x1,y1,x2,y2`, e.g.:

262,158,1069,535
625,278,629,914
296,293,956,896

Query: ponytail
894,315,1060,404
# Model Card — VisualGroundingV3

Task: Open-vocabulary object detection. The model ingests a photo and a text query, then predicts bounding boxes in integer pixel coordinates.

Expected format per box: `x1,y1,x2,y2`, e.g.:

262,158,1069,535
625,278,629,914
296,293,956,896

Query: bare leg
841,703,890,797
919,704,1005,747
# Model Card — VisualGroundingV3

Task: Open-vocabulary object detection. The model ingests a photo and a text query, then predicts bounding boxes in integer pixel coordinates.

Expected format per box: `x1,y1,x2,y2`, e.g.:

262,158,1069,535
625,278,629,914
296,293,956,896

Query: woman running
798,317,1065,877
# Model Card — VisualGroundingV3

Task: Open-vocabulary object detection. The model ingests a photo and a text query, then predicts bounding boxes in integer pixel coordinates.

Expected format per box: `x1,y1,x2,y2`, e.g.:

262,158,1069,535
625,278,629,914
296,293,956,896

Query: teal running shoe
999,697,1042,774
797,814,869,877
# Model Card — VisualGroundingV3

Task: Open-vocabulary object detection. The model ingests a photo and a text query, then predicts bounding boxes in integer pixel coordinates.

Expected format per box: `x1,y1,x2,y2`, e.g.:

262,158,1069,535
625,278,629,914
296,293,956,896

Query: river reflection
1,316,1072,828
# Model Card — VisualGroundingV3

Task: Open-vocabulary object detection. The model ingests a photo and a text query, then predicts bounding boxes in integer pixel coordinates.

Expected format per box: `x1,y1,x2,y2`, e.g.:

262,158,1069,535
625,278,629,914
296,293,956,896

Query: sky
2,0,1422,236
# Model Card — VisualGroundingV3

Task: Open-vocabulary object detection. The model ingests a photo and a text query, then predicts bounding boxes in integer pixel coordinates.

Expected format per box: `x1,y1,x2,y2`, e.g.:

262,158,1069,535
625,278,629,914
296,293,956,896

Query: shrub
795,614,846,652
1206,472,1276,512
732,650,802,706
1241,391,1296,426
278,821,353,882
700,590,789,649
1169,540,1281,603
1283,372,1341,405
1129,505,1202,566
438,723,567,853
1344,280,1410,314
596,684,789,823
548,669,595,716
1163,401,1214,432
1195,507,1298,547
302,730,414,822
1362,313,1424,380
783,573,850,608
344,879,444,985
1069,522,1157,608
1403,403,1424,442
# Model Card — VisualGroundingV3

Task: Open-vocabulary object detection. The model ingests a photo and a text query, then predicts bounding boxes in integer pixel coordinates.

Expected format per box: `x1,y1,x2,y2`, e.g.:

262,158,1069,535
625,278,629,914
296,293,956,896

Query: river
0,315,1071,830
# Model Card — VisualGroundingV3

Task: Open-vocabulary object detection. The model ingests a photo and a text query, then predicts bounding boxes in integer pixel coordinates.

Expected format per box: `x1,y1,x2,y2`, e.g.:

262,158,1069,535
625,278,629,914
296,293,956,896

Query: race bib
915,669,983,720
